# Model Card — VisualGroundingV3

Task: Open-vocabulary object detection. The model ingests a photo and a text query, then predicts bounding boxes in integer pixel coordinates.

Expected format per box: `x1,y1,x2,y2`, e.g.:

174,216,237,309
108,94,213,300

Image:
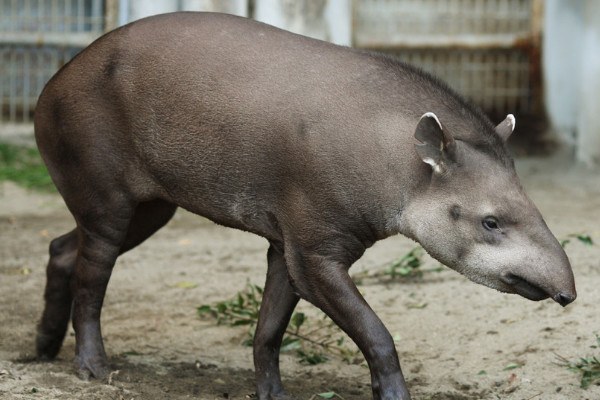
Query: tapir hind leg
36,229,78,359
36,199,177,378
254,243,300,400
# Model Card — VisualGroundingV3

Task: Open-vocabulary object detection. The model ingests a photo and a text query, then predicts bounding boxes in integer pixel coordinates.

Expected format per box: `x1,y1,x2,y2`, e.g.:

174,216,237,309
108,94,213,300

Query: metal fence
354,0,542,115
1,0,543,125
1,0,108,123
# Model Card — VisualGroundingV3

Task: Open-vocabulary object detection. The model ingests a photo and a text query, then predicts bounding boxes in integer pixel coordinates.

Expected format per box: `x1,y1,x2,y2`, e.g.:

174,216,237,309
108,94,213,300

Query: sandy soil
1,155,599,400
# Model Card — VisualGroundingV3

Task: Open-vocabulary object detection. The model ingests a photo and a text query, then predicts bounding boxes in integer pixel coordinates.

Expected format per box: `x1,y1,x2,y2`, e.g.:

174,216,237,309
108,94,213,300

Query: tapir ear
414,112,456,173
495,114,515,142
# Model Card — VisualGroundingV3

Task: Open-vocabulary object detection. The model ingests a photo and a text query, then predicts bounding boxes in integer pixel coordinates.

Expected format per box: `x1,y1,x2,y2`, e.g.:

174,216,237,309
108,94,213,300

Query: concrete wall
119,0,351,46
254,0,351,46
119,0,248,25
544,0,600,166
577,0,600,166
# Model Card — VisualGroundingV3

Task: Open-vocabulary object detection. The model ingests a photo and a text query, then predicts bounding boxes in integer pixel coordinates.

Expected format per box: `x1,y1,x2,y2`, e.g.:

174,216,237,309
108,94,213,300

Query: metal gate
0,0,115,123
353,0,543,117
1,0,544,125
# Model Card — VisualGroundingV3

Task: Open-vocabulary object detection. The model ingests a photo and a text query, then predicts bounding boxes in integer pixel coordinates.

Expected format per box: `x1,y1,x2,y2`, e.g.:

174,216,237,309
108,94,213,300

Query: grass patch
198,283,361,365
561,233,595,248
557,334,600,388
352,246,442,284
197,247,437,365
0,143,55,191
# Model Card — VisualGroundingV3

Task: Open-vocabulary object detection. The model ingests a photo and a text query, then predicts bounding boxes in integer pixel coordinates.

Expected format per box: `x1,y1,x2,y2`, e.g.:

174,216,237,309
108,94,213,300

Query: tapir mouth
501,273,550,301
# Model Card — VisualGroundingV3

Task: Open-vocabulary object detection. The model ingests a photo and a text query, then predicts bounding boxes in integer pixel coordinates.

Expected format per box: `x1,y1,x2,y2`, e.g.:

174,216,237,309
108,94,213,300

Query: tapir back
35,13,390,239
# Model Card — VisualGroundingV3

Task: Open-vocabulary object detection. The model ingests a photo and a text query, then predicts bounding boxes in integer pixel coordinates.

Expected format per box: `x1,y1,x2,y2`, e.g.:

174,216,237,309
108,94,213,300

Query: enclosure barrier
353,0,542,116
1,0,542,125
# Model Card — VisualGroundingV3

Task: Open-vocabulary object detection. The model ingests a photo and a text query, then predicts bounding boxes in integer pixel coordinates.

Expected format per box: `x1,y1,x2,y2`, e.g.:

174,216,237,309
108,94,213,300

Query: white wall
576,0,600,166
254,0,351,46
543,0,582,146
180,0,248,16
119,0,248,25
544,0,600,166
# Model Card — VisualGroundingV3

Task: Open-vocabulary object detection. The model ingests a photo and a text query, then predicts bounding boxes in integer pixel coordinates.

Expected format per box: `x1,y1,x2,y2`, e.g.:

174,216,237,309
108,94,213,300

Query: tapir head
403,112,576,306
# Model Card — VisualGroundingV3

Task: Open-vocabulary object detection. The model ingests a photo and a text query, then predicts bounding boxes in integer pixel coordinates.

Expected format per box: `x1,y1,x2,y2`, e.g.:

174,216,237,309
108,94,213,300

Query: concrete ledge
0,124,36,147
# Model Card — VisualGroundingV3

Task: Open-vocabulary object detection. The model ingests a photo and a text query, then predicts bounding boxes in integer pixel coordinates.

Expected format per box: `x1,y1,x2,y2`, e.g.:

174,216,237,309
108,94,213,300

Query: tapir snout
500,235,576,307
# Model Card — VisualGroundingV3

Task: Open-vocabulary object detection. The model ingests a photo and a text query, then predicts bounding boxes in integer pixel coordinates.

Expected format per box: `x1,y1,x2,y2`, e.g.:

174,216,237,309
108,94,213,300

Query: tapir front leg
285,243,412,400
254,243,300,399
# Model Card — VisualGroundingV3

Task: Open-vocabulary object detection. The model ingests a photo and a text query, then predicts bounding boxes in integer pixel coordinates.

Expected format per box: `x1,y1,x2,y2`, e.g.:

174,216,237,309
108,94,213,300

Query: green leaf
297,349,329,365
122,350,143,356
291,312,306,330
280,338,301,352
318,392,336,398
503,363,521,370
197,305,212,314
562,233,595,248
575,234,594,246
216,302,227,313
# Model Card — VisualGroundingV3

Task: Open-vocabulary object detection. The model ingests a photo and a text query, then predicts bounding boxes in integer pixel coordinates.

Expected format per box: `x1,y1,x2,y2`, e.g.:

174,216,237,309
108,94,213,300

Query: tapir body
34,12,576,400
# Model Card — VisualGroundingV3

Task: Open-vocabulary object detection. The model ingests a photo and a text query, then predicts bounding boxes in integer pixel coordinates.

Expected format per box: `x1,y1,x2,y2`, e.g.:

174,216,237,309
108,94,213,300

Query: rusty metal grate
385,48,532,114
353,0,542,115
1,0,106,123
1,45,80,123
354,0,534,47
1,0,105,45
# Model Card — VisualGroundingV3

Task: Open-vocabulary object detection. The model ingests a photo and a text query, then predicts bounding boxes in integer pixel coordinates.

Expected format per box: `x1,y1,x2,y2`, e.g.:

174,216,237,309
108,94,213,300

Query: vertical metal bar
105,0,121,31
9,48,16,122
23,49,30,122
92,0,102,31
0,48,5,121
65,0,71,33
51,0,58,32
78,0,84,32
36,49,44,114
39,0,45,32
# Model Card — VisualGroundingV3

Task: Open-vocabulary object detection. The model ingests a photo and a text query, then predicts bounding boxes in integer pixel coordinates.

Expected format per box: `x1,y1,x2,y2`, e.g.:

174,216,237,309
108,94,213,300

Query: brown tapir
33,12,576,400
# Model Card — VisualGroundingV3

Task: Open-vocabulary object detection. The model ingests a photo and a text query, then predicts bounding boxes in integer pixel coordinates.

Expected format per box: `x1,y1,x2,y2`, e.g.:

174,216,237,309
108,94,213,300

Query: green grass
557,334,600,388
0,143,55,191
197,283,361,365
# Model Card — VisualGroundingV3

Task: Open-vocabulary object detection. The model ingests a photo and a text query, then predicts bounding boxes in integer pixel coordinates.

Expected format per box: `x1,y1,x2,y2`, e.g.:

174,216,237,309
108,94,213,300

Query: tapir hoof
257,387,297,400
74,355,111,382
36,328,64,360
258,393,297,400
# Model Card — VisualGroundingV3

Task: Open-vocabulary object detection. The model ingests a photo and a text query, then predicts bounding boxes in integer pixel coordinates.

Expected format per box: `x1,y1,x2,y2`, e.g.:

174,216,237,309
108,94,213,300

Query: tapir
34,12,576,400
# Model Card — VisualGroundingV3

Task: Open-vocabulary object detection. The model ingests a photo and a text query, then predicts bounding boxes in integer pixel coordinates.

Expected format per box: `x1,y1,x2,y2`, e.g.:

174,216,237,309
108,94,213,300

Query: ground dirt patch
1,155,600,399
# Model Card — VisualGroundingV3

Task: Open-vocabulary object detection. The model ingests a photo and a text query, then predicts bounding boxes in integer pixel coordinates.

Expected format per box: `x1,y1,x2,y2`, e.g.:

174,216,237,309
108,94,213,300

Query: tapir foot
257,382,297,400
36,330,65,359
36,317,72,360
74,354,111,382
257,390,296,400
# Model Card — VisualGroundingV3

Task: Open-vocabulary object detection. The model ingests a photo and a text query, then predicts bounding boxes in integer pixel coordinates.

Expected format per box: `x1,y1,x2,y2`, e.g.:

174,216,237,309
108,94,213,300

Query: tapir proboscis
34,12,576,400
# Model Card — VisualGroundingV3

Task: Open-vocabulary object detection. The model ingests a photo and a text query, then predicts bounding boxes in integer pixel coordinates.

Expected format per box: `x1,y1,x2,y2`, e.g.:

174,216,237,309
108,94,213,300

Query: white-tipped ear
414,112,456,173
495,114,515,142
422,112,443,131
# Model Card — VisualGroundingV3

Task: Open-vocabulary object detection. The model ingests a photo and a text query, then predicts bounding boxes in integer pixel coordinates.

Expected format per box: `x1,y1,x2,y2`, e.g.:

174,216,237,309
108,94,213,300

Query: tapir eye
482,217,500,231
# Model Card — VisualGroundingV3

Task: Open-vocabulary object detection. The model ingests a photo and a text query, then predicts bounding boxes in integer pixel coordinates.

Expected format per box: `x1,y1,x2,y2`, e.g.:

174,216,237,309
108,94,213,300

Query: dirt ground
1,154,599,400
